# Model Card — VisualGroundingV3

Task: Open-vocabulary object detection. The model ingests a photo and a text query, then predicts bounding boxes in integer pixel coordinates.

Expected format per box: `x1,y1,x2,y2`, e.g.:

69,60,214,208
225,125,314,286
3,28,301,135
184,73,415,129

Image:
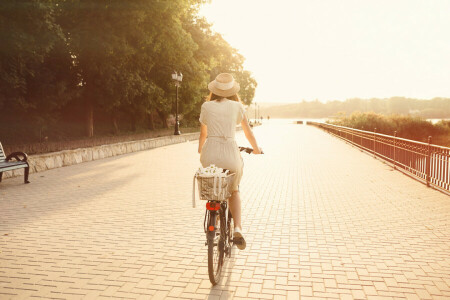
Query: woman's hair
206,92,241,102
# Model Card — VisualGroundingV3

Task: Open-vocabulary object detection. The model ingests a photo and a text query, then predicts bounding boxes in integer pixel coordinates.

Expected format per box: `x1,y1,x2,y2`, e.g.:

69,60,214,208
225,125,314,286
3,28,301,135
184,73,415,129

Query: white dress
199,99,246,192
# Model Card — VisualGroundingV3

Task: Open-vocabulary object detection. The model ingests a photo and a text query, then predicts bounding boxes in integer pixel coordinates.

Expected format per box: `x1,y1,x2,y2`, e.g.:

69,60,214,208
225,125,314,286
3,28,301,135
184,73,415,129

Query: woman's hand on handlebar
252,147,263,155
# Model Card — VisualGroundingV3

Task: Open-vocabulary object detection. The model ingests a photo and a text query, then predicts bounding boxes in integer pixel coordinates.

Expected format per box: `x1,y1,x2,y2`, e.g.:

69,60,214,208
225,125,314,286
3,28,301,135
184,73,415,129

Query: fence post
361,126,364,147
393,131,397,169
426,136,432,187
373,128,377,158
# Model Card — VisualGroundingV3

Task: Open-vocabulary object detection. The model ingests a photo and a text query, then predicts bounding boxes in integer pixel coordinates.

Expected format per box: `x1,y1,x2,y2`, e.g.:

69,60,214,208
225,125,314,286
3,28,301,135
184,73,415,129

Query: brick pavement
0,121,449,299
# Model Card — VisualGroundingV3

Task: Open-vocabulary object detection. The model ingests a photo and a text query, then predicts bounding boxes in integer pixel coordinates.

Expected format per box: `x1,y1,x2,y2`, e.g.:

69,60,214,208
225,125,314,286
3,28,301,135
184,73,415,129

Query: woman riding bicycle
198,73,262,250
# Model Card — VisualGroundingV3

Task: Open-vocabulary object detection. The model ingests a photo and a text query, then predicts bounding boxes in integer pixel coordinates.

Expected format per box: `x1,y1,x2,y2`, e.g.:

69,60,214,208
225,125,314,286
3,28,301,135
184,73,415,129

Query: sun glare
200,0,450,103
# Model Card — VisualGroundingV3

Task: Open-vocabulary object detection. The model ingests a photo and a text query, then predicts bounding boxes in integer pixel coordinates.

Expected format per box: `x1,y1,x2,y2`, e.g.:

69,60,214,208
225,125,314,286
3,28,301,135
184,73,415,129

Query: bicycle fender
207,210,217,240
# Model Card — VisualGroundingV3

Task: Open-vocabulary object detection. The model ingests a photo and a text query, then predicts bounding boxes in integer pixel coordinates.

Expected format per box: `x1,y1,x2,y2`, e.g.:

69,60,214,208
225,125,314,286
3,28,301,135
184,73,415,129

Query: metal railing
308,122,450,195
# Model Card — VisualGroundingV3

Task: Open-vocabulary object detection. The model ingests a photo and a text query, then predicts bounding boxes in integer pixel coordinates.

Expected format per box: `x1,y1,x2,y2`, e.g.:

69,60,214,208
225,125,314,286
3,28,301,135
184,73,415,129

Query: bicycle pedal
232,238,243,244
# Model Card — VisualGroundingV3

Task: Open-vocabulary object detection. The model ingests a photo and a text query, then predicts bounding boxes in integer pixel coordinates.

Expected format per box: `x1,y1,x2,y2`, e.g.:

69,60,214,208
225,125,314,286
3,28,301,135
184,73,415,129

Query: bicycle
196,146,256,285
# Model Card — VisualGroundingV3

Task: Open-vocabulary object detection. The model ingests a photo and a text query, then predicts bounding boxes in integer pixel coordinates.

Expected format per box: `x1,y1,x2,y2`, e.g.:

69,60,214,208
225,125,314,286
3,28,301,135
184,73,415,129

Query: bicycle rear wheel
207,209,225,285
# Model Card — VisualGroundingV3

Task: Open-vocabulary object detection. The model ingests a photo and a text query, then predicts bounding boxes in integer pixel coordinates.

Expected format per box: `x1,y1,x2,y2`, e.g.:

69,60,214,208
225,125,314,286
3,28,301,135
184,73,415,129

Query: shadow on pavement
0,156,140,231
207,246,237,299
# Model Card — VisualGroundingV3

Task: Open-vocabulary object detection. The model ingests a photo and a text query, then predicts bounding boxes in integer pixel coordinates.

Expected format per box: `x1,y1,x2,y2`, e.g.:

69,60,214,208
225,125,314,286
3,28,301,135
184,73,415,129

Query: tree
0,0,257,143
233,70,257,106
59,1,140,136
60,0,207,135
0,0,76,140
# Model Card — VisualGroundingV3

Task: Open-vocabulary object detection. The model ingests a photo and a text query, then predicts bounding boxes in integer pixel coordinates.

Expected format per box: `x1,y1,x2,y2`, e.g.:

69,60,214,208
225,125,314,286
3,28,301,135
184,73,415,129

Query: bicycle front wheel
207,209,225,285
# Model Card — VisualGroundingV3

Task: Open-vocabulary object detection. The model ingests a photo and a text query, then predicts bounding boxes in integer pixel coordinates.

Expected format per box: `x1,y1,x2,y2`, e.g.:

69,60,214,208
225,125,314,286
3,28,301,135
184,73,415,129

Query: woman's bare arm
241,115,262,154
198,123,207,153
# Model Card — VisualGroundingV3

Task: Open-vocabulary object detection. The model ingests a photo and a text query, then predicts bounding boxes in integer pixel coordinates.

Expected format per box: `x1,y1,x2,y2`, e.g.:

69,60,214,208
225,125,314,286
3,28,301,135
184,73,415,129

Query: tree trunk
131,116,137,132
156,109,169,129
86,101,94,137
148,111,155,130
112,113,119,135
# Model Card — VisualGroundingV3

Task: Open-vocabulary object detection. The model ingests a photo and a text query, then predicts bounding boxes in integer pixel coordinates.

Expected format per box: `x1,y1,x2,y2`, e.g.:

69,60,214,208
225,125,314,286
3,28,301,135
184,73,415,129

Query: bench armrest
6,152,28,162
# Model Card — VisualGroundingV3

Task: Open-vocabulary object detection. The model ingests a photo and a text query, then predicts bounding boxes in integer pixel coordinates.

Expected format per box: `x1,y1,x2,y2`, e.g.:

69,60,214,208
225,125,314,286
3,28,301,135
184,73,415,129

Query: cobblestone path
1,121,449,299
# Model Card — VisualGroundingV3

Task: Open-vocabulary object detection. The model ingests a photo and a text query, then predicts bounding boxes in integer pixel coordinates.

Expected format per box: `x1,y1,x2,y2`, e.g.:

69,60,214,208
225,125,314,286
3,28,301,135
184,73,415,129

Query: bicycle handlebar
239,146,264,154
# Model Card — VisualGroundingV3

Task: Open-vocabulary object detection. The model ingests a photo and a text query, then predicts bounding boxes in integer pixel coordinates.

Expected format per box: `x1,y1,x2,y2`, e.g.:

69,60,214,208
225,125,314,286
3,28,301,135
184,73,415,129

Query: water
252,118,449,125
250,118,328,125
427,119,449,124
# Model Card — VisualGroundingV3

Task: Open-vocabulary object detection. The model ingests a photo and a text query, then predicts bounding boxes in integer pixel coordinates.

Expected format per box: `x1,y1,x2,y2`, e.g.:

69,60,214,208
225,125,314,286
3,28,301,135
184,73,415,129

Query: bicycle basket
196,173,235,201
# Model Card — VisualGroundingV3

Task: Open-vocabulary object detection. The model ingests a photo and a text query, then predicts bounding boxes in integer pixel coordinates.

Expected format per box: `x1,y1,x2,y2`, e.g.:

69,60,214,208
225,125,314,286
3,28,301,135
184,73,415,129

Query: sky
199,0,450,103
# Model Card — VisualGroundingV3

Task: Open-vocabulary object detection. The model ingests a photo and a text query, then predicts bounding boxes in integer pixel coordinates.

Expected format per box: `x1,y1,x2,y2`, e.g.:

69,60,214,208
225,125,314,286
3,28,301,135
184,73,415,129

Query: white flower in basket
192,165,235,207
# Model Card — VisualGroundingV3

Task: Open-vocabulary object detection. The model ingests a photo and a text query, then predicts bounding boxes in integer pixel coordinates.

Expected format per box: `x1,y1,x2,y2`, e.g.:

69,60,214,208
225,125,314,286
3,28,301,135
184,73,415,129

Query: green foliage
234,70,257,106
0,1,72,111
330,112,450,146
0,0,257,143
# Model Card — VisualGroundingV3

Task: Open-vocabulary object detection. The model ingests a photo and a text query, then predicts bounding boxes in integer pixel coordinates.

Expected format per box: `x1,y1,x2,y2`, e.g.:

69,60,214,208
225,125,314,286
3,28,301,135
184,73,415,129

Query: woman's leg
228,191,242,229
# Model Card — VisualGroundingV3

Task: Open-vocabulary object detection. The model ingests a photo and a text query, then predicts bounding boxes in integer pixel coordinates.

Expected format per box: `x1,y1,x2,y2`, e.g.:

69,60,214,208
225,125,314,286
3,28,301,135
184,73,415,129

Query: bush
329,112,450,146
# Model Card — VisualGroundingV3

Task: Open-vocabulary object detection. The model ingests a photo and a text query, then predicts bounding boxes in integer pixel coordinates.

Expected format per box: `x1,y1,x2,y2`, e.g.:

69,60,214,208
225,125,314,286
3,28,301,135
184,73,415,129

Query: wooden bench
0,142,30,184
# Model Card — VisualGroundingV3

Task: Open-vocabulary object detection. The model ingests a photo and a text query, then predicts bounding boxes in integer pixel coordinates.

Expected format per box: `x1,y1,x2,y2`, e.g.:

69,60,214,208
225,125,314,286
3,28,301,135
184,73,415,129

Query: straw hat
208,73,240,98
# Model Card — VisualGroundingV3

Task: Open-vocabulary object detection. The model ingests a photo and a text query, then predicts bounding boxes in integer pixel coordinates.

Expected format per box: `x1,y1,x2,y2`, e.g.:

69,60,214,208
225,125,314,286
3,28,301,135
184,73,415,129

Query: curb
3,132,200,179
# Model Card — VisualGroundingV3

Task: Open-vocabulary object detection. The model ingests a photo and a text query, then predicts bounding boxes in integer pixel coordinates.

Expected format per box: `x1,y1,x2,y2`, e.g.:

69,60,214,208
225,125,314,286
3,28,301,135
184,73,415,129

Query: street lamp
171,71,183,135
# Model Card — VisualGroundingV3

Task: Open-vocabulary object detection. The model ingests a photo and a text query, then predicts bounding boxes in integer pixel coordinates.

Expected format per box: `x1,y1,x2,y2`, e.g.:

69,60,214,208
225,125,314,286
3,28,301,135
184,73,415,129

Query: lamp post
171,71,183,135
